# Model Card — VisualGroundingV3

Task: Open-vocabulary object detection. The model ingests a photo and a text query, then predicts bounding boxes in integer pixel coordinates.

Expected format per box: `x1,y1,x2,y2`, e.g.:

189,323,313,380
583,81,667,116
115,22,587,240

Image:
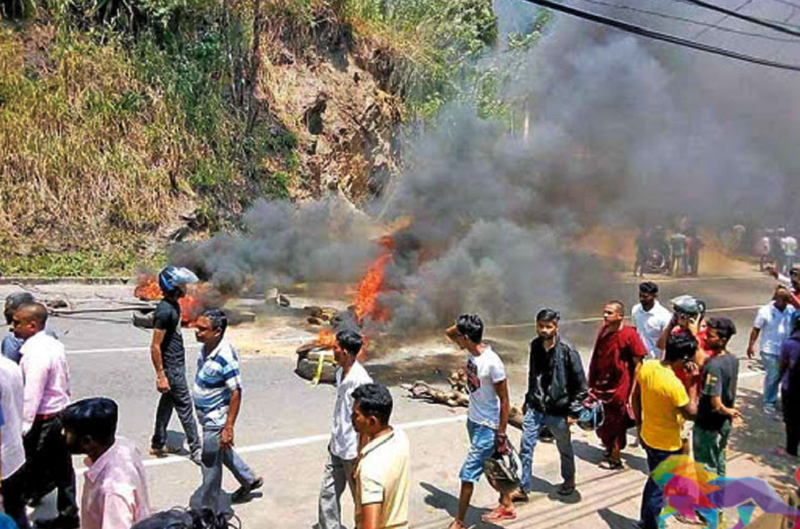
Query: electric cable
574,0,800,42
675,0,800,37
517,0,800,71
693,0,753,40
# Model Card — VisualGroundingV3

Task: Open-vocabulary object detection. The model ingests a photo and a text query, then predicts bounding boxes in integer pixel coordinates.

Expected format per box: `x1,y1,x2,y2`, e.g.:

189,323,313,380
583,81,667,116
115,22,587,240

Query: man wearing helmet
149,267,202,464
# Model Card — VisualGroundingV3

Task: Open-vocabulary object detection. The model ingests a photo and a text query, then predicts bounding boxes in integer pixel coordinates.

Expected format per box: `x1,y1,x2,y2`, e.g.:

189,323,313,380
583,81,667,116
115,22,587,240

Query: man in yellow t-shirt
351,383,410,529
632,332,699,529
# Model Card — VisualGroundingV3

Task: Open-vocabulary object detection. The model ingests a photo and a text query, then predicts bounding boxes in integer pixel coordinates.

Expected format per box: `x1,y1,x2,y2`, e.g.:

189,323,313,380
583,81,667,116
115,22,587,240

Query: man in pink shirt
12,302,78,528
62,397,150,529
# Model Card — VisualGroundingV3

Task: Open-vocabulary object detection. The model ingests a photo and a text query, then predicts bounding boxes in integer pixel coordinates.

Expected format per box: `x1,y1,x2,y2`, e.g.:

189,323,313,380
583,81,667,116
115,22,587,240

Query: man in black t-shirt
693,317,741,477
150,267,201,464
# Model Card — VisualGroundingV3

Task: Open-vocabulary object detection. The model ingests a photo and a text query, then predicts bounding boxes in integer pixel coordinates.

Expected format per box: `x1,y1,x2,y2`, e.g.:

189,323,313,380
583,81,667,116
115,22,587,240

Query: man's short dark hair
456,313,484,344
352,383,393,425
336,329,363,356
4,292,35,324
705,317,737,343
791,267,800,278
18,302,48,327
536,308,560,324
61,397,118,444
639,282,659,295
202,308,228,337
664,332,698,363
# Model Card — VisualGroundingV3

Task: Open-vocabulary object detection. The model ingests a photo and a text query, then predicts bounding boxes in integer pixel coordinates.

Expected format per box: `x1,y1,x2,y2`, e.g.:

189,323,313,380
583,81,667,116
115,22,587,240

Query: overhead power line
516,0,800,71
676,0,800,37
574,0,800,42
693,0,753,40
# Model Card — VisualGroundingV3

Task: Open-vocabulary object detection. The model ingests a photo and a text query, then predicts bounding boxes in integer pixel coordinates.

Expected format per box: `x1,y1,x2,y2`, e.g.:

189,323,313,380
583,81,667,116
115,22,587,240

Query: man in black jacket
512,309,588,501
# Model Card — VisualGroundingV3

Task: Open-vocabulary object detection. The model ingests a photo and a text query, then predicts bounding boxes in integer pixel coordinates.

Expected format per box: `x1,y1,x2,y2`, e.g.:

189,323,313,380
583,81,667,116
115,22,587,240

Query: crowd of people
633,225,704,277
756,228,799,275
0,265,797,529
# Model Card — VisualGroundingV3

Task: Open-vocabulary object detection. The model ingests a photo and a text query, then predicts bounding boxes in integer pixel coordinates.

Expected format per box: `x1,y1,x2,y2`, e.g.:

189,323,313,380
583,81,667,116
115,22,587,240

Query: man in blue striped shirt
192,309,262,514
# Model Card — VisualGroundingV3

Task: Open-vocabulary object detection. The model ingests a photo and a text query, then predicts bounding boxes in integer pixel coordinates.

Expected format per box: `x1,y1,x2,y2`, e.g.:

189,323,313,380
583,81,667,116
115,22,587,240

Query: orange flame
314,236,394,349
352,236,393,325
134,275,207,327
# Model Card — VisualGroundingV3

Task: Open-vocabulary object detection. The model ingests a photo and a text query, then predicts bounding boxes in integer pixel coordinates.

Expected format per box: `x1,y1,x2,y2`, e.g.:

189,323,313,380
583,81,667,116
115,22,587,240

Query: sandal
599,459,624,470
481,506,516,523
557,483,576,496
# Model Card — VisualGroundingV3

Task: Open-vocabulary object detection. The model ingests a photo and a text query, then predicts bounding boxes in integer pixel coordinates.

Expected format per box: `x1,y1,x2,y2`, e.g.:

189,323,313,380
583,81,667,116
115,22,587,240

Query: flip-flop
481,506,517,523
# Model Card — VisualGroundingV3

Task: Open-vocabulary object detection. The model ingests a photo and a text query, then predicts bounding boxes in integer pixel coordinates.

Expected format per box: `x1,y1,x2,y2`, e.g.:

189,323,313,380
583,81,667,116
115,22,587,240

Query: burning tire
295,351,337,384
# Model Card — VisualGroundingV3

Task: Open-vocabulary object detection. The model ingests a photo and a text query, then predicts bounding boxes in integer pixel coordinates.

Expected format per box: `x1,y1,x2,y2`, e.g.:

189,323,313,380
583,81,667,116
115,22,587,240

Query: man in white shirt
747,287,796,414
631,282,673,359
782,234,798,275
0,353,28,527
445,314,513,528
318,329,373,529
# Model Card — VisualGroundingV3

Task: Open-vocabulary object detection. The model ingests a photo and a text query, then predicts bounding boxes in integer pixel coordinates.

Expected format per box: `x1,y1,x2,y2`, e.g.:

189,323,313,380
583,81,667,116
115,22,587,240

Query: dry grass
0,25,188,263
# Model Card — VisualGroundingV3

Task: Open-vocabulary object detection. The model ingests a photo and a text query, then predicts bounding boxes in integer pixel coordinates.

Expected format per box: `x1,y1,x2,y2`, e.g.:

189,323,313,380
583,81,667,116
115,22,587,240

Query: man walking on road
446,314,514,526
149,266,201,463
694,317,740,477
13,302,79,528
318,329,373,529
633,333,699,529
631,282,672,359
588,301,646,470
747,286,795,415
512,309,587,502
0,348,28,527
192,309,262,513
351,383,410,529
62,397,151,529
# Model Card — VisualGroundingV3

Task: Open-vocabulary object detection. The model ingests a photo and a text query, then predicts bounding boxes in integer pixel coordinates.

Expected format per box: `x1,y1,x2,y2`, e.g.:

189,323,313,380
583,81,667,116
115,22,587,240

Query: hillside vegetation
0,0,500,275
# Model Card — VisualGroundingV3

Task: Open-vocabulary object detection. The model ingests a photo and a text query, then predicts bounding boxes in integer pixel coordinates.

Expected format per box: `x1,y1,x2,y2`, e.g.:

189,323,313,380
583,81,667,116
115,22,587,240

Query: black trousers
783,388,800,456
2,467,29,528
151,366,201,454
23,416,78,519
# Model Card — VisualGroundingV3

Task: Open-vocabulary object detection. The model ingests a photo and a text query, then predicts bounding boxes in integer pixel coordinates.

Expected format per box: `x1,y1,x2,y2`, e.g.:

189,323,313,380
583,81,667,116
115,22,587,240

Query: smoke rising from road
173,0,800,331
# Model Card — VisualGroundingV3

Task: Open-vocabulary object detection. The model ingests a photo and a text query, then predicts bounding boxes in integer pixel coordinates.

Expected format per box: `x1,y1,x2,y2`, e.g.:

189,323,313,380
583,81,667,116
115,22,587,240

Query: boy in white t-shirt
445,314,514,528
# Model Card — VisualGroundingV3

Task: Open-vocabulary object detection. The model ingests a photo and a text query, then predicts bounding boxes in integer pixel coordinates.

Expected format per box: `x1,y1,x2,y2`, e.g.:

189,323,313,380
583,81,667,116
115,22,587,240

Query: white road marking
75,414,467,474
67,336,314,355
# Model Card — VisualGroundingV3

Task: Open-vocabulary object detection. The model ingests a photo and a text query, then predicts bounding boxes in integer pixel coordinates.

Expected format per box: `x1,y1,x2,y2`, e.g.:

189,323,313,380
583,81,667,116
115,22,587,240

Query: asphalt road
0,270,786,528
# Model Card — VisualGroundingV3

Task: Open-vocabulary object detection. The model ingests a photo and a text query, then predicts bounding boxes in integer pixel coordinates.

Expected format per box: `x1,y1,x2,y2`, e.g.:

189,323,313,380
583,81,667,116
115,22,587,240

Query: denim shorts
459,419,497,483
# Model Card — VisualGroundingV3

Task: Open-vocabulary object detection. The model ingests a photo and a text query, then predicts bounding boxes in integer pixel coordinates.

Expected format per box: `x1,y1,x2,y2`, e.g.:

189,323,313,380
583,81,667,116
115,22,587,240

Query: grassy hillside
0,0,498,275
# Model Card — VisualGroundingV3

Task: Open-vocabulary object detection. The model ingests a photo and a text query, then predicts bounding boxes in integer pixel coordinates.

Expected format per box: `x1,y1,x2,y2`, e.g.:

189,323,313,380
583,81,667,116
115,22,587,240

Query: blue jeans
639,442,681,529
762,352,781,410
197,427,256,514
459,420,497,483
519,409,575,492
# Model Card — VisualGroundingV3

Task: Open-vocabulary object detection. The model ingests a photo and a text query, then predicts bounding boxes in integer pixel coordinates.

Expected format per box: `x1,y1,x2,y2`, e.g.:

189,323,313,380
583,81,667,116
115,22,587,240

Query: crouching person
446,314,514,528
351,383,410,529
62,398,150,529
192,309,263,513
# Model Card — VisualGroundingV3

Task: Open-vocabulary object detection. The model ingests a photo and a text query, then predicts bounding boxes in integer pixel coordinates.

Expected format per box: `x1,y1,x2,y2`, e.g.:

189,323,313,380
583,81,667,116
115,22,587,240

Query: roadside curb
0,277,131,285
